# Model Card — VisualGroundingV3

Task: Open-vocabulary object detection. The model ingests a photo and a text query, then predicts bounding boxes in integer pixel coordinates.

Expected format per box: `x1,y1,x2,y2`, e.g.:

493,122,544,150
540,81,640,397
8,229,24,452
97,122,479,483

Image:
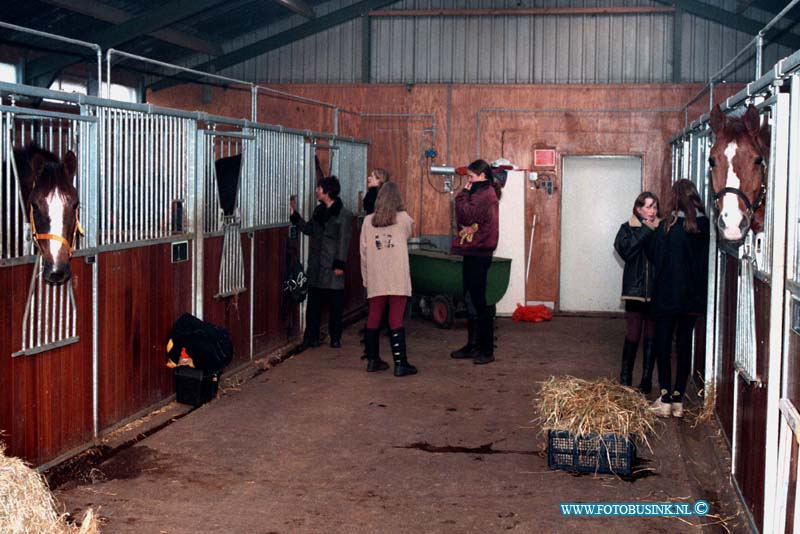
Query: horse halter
712,159,767,218
28,202,84,258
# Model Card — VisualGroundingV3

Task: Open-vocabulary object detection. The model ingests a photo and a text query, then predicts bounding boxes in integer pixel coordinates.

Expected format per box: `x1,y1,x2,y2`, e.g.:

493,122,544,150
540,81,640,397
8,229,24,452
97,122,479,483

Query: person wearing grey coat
290,176,354,349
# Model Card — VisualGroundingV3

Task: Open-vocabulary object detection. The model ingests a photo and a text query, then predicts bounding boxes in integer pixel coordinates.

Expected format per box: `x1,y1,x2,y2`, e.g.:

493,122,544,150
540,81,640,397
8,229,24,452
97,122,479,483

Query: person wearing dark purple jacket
449,159,501,365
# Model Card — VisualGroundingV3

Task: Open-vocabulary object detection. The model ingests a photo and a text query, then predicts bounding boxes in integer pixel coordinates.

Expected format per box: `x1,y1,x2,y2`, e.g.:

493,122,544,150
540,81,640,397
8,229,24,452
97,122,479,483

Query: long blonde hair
372,181,405,227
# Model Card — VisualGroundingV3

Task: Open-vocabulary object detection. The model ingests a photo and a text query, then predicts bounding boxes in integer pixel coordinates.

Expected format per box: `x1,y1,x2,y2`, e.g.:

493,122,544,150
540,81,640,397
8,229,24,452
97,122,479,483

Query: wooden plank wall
717,253,738,443
252,228,299,356
202,234,253,369
693,317,707,390
0,261,94,466
730,277,771,531
97,244,192,431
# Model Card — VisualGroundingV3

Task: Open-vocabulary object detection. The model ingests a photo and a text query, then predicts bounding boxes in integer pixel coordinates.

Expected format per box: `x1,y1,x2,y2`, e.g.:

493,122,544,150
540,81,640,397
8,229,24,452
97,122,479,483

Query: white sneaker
671,402,684,418
649,398,672,418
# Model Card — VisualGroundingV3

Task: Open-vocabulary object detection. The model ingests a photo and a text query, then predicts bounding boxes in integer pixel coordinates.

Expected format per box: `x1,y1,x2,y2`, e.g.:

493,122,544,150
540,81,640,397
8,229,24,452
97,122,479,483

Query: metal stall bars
245,126,308,359
330,137,369,212
99,106,193,247
1,98,98,356
199,126,252,298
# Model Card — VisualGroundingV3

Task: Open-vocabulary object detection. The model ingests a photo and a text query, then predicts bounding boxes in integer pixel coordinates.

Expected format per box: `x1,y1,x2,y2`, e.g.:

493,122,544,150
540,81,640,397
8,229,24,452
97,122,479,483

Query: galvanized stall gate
0,81,369,467
670,48,800,533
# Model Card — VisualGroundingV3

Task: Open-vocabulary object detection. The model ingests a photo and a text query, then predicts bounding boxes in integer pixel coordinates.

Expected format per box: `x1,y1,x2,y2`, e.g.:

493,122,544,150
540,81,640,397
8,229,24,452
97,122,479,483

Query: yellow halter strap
28,203,84,258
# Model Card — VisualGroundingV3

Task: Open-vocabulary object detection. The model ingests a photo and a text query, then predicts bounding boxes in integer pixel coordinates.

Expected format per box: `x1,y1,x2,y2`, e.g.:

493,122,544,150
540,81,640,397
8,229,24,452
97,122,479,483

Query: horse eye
754,156,764,166
708,157,716,168
72,200,79,210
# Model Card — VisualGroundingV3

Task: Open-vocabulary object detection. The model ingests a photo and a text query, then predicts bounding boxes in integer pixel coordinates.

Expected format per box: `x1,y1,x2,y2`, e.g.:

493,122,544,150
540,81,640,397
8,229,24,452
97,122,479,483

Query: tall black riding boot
638,337,655,394
451,318,479,359
619,338,638,386
390,328,417,377
473,317,495,365
364,328,389,372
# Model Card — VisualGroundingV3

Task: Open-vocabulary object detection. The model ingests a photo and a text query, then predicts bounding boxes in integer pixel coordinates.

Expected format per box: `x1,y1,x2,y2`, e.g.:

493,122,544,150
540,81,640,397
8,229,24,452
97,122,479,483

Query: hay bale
534,376,658,452
0,443,98,534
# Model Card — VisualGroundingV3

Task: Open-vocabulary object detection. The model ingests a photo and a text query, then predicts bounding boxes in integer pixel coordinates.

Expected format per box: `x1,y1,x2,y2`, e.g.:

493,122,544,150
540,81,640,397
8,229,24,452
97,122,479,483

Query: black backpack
167,313,234,372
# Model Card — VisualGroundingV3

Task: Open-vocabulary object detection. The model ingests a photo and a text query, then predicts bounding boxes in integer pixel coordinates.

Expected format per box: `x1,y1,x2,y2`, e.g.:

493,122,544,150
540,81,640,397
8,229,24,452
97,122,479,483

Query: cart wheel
432,295,454,329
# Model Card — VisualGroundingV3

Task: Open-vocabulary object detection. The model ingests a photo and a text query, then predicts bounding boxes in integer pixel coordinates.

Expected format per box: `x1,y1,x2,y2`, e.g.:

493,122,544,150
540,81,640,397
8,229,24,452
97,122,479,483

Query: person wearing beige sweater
360,182,417,377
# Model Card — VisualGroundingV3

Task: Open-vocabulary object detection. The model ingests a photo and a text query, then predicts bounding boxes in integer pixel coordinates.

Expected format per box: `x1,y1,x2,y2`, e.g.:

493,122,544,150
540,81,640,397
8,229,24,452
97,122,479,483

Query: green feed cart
408,249,511,329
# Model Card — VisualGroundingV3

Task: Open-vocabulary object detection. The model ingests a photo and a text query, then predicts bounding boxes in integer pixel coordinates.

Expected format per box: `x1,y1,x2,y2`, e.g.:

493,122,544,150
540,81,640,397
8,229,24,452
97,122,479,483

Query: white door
495,170,526,316
559,156,642,312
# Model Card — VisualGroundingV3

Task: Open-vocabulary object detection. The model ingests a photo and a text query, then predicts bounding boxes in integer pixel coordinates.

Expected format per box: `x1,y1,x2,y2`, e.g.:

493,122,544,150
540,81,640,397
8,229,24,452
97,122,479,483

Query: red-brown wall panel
202,234,252,368
97,244,192,430
1,260,93,465
252,227,297,357
717,253,738,444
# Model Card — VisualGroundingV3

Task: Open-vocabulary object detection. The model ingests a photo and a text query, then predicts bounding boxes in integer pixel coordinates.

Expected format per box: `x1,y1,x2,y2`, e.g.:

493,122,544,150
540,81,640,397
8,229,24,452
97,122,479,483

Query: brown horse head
17,144,80,284
708,104,770,242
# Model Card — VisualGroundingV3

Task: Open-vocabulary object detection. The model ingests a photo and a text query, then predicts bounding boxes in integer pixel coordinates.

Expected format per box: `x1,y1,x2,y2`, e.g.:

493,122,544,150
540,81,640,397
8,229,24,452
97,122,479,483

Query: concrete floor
54,316,749,533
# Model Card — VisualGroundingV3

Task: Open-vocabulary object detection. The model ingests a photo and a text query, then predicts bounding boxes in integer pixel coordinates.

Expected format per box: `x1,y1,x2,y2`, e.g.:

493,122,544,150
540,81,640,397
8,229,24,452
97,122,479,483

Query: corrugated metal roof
0,0,797,86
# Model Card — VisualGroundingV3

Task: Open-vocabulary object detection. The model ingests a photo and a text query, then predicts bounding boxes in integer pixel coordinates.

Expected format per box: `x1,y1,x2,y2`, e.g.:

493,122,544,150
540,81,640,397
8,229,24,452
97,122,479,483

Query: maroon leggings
367,296,407,329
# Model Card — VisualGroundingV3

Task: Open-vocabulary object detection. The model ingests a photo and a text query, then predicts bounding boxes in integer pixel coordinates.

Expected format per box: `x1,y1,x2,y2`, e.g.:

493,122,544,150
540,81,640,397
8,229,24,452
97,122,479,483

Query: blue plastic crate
547,430,636,475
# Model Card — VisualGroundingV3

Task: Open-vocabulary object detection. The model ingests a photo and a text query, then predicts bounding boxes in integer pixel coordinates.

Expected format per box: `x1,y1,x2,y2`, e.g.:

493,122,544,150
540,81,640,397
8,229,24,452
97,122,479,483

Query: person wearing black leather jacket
613,192,660,392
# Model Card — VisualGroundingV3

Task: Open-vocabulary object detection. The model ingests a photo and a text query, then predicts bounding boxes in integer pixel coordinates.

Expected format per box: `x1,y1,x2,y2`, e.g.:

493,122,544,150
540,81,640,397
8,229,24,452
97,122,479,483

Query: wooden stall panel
693,316,707,390
252,227,296,357
729,277,771,531
2,260,93,465
98,244,192,430
734,372,768,531
717,253,739,443
0,267,13,449
203,234,252,369
754,278,771,381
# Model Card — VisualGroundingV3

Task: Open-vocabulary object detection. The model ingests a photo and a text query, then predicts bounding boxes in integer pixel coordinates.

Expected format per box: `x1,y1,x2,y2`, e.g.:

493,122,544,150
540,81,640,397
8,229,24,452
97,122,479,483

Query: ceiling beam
149,0,400,92
272,0,316,19
651,0,800,49
750,0,798,14
38,0,223,55
26,0,228,86
736,0,756,14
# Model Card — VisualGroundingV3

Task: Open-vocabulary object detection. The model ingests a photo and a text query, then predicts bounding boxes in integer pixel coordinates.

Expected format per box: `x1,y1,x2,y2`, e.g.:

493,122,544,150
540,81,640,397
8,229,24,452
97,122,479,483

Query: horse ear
744,104,761,136
63,150,78,180
709,105,725,134
30,153,45,177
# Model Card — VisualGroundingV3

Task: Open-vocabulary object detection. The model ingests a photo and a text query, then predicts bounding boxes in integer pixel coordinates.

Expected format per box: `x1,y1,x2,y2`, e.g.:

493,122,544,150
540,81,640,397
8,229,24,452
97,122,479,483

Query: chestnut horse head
708,104,770,242
16,143,81,285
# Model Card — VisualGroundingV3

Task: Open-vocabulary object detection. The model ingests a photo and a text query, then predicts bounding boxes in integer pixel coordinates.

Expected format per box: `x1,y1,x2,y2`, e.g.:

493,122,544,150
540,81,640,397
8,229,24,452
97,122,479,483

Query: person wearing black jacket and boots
449,159,501,365
646,179,710,418
290,176,353,349
613,192,660,392
360,168,390,360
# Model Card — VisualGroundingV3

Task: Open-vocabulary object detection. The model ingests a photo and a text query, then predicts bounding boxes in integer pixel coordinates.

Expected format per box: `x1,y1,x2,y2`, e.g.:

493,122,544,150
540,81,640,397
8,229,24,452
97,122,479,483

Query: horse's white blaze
45,188,66,263
721,141,745,238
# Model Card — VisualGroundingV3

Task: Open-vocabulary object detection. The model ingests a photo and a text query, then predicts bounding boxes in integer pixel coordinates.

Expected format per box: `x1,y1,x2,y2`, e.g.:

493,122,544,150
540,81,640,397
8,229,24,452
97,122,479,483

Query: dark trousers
463,255,492,320
305,287,344,343
463,255,493,353
654,314,698,400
